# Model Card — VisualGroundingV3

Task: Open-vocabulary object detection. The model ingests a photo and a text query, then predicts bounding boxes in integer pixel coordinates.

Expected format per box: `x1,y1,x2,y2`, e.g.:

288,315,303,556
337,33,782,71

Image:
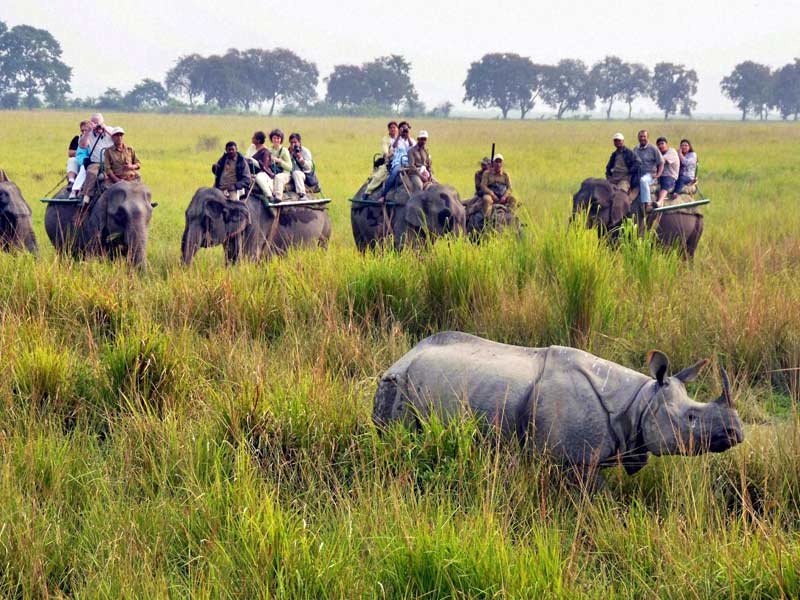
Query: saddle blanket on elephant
659,195,704,215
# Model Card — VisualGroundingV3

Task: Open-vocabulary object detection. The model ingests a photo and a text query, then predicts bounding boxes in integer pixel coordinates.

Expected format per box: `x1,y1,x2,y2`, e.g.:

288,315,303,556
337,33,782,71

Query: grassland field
0,111,799,598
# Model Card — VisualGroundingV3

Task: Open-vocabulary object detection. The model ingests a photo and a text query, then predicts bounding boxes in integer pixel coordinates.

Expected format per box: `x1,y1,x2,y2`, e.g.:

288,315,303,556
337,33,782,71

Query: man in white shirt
379,121,415,201
78,113,115,204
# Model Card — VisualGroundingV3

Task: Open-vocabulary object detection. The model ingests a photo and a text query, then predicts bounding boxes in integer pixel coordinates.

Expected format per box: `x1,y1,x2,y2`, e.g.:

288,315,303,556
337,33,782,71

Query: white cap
613,132,624,141
111,127,125,135
493,153,504,161
417,130,429,139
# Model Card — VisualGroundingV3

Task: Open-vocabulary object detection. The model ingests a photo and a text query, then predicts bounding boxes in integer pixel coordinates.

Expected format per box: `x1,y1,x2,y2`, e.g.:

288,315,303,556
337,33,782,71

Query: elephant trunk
181,225,200,265
24,230,38,256
126,215,149,268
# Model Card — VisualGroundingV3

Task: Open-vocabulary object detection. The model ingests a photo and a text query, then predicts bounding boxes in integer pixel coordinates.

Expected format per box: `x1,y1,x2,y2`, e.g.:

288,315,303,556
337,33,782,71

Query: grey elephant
573,177,704,258
181,187,332,265
350,183,465,251
350,180,411,252
464,202,522,241
373,331,743,489
0,181,38,254
45,181,152,266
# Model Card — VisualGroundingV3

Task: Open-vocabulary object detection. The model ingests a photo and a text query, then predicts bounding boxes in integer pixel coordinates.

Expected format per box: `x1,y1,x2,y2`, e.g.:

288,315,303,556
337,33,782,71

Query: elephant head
84,181,153,266
398,184,466,248
572,178,630,235
181,187,250,265
0,181,38,254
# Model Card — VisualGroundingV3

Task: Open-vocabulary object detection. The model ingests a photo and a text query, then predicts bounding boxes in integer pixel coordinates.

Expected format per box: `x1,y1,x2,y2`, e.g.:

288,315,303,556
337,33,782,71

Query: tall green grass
0,114,799,597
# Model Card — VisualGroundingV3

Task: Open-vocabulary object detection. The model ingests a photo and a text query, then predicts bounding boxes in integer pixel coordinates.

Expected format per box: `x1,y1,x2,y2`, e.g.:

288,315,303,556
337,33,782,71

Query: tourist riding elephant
350,182,464,251
572,177,704,259
181,187,331,265
44,181,153,266
0,181,38,254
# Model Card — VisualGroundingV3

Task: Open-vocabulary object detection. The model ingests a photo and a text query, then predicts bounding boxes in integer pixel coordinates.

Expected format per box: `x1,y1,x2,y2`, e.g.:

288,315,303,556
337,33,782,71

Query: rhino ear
647,350,669,385
675,359,710,383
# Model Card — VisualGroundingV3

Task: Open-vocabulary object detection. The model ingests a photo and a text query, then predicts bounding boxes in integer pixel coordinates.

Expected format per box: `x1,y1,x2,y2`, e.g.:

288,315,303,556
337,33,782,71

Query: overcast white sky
5,0,799,116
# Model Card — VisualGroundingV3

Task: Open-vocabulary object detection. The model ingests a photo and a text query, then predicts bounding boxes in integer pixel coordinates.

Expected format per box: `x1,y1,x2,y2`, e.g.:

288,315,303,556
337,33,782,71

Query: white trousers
254,172,274,197
272,172,290,199
67,157,79,180
71,165,87,193
292,170,307,196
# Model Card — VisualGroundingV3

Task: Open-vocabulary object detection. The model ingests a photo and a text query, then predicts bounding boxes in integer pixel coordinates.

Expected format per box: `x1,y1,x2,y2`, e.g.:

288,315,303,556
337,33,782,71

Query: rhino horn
647,350,669,385
716,367,734,407
675,358,710,383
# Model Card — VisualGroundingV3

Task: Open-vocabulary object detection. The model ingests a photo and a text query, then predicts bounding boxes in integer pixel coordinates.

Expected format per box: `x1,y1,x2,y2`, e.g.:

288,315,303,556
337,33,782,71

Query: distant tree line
721,60,800,120
2,19,800,120
463,53,698,120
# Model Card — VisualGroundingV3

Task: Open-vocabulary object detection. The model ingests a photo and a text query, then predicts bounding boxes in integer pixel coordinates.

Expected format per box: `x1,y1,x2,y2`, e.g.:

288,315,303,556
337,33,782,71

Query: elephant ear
204,197,249,239
404,195,428,229
0,183,32,217
84,187,112,239
610,191,631,226
591,181,615,209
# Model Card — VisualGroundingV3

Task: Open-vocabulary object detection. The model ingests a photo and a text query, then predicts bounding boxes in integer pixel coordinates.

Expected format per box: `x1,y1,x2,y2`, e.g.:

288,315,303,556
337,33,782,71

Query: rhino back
386,332,545,433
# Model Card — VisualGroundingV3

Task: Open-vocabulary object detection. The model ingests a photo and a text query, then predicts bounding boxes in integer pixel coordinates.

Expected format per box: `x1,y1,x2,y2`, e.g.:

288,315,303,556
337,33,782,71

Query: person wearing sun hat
477,153,516,218
103,127,142,184
408,129,433,187
605,132,640,193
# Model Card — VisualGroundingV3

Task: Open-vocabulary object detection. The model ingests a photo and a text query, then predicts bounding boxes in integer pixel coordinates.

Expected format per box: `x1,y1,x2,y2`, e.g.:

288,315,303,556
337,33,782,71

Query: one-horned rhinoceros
372,331,743,485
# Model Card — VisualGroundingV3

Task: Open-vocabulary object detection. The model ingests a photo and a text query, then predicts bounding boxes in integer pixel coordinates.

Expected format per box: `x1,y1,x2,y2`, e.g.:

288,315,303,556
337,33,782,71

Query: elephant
0,181,38,254
571,178,630,241
572,178,704,259
350,182,465,251
464,200,522,241
350,180,411,251
181,187,332,265
44,181,153,266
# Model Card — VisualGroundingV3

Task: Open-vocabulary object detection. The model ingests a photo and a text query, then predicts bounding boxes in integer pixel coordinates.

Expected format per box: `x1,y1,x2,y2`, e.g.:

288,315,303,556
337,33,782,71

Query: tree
0,24,72,109
325,64,370,107
772,59,800,120
429,101,454,118
541,59,595,119
125,78,168,110
96,87,125,110
721,61,773,120
463,53,545,119
245,48,318,116
325,55,417,112
650,63,698,120
165,54,203,108
619,63,650,119
590,56,630,119
363,55,417,111
193,50,255,110
0,92,19,110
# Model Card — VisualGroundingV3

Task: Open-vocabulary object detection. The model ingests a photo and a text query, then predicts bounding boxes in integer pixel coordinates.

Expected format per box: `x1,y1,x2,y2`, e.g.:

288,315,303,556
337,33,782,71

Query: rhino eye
687,412,697,425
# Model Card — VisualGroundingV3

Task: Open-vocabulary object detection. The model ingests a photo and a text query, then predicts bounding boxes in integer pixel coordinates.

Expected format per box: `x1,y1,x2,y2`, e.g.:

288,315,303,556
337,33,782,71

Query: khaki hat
111,127,125,135
493,154,504,162
613,132,624,141
417,130,429,139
